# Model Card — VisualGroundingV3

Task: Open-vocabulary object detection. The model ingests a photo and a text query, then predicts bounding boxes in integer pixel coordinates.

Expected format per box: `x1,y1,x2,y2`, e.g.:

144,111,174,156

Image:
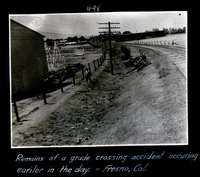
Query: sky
10,12,187,39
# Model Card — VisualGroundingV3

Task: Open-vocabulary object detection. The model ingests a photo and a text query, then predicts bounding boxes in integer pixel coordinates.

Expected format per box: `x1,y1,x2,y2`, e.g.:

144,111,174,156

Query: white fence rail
131,40,178,46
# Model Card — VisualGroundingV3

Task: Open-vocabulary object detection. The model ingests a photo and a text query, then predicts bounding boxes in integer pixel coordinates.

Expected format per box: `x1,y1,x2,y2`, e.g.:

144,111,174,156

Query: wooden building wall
11,20,49,100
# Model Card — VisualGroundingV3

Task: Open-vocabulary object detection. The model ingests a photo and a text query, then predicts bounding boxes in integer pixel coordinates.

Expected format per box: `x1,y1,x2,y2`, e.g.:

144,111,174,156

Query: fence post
81,65,84,80
93,60,96,71
13,99,20,122
88,63,91,73
40,78,47,105
59,76,63,93
72,71,75,85
97,59,100,67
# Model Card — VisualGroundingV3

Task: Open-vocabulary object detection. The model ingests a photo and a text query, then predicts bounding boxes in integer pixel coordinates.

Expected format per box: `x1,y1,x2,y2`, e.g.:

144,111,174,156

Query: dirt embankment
12,44,187,147
87,46,187,145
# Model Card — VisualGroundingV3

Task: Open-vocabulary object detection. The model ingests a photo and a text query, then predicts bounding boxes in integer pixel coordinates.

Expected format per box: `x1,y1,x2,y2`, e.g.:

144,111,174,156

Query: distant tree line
163,27,186,34
67,36,86,42
45,36,86,46
145,27,186,34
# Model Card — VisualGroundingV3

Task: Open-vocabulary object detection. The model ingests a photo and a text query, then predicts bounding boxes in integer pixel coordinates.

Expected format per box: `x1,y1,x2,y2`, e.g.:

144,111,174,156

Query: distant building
10,19,49,100
123,31,131,35
65,41,77,45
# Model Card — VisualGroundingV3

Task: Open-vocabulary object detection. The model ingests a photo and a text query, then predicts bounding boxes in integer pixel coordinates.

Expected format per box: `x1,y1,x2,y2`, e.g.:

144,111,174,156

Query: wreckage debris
123,50,151,72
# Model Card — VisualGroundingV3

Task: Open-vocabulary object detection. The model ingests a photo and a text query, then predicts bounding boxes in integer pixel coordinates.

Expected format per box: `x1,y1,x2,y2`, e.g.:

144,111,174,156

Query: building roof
10,19,45,37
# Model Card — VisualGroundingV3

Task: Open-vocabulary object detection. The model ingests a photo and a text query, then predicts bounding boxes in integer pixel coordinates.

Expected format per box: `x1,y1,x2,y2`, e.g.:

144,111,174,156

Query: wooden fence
70,50,106,85
12,50,107,122
132,40,177,46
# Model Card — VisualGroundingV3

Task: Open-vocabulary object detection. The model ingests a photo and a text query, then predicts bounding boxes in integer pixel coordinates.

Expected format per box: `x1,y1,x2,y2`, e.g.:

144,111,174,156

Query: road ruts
126,44,187,79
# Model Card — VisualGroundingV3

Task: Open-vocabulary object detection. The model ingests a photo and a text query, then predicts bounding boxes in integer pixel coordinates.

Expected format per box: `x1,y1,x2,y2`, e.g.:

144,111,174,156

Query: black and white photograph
10,12,187,147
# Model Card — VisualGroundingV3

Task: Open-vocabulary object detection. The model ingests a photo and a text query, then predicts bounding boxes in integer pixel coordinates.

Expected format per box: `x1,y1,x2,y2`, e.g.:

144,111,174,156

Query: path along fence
12,49,107,122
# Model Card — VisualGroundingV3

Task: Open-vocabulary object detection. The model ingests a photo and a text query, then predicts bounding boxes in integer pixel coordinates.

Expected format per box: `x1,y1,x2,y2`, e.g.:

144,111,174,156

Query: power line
11,14,120,36
10,28,93,38
98,22,120,75
11,15,122,39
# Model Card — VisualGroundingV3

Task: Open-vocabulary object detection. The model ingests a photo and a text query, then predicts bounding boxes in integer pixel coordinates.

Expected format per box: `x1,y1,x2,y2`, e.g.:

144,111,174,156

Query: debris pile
122,48,151,72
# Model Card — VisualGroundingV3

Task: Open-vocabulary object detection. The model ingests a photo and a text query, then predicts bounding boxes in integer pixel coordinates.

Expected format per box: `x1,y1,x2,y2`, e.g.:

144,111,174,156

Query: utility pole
108,22,113,75
98,22,120,75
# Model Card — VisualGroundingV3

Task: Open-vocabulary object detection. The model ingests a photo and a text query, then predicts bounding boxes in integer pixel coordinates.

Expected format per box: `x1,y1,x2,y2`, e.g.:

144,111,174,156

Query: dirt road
12,43,187,147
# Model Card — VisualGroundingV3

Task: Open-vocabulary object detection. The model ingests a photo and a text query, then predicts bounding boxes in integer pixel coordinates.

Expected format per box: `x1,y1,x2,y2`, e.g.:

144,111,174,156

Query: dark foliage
120,45,131,59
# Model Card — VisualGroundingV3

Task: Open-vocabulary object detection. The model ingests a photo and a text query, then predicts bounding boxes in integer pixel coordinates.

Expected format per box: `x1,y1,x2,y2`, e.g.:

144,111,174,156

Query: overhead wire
10,13,123,39
39,14,101,37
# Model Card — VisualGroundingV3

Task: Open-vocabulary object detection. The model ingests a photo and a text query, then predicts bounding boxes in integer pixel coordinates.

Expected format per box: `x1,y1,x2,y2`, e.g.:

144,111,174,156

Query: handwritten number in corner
87,4,101,12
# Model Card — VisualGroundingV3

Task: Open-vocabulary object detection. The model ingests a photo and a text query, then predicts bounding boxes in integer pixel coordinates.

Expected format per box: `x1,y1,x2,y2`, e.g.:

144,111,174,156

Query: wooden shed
10,19,49,101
